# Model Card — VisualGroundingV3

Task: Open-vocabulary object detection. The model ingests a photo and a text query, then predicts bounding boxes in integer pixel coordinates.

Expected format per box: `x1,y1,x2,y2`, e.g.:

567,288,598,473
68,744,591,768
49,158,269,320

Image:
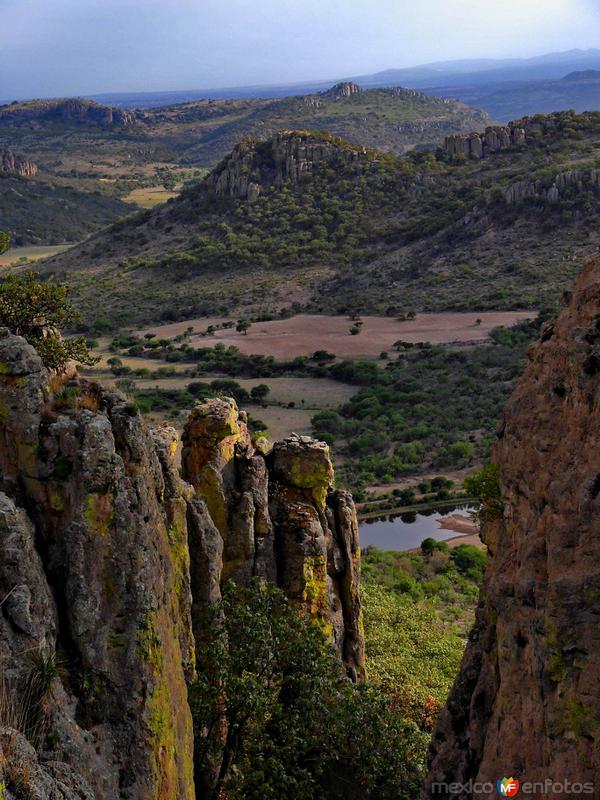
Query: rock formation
444,123,526,159
206,130,373,201
0,149,38,177
424,255,600,796
321,81,362,99
0,333,364,798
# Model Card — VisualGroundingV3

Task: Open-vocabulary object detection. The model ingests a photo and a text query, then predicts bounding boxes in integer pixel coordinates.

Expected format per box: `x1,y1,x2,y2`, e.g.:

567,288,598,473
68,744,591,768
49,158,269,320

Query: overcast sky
1,0,599,100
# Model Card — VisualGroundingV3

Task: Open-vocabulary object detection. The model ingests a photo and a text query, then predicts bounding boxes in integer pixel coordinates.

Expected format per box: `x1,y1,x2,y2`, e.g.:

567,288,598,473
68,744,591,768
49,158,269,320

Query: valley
2,35,600,795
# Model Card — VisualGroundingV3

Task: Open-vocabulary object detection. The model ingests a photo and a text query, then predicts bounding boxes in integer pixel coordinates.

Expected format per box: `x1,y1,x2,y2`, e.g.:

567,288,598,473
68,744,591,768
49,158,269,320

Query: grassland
0,244,73,266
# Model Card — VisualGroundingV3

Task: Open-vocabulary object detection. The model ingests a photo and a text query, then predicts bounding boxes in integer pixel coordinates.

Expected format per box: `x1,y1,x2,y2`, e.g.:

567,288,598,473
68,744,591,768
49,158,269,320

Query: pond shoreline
357,496,479,521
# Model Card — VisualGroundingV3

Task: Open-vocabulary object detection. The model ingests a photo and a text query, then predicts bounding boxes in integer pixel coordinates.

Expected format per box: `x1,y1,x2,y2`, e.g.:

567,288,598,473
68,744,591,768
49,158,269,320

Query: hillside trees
0,271,98,370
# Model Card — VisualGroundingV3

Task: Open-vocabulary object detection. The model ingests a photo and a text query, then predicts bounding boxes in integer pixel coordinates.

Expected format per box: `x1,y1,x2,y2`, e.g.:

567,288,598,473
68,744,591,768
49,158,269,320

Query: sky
1,0,600,100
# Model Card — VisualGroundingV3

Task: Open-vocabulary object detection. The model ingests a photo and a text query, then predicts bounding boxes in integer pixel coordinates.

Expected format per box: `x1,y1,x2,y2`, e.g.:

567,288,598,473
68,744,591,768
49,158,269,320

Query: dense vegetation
313,316,545,491
44,110,600,326
191,581,427,800
361,542,484,723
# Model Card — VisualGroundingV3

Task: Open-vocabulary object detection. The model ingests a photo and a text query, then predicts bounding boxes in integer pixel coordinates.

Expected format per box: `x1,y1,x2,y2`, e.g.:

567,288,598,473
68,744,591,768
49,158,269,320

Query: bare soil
138,311,534,361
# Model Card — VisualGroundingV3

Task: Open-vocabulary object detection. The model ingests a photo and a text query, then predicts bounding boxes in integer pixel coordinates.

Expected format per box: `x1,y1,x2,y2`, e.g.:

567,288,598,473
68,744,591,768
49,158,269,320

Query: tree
250,383,270,403
0,271,98,371
191,581,426,800
420,537,448,556
0,231,10,255
236,319,251,335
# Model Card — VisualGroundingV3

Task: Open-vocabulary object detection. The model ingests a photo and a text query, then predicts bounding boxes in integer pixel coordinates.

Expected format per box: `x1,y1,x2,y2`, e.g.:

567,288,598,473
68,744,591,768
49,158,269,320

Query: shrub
0,271,98,371
191,581,426,800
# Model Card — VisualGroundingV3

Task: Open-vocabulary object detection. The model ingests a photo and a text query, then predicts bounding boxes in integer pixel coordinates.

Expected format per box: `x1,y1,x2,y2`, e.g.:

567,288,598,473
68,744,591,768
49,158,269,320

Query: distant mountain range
84,49,600,122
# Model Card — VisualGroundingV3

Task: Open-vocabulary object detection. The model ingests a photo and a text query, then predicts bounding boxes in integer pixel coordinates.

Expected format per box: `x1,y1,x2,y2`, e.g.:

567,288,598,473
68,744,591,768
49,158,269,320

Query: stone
0,336,365,796
424,254,600,795
0,149,38,177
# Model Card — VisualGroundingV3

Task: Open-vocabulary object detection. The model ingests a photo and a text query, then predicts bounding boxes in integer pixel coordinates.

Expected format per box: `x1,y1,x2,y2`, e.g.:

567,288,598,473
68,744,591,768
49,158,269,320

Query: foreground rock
424,256,600,796
0,333,364,798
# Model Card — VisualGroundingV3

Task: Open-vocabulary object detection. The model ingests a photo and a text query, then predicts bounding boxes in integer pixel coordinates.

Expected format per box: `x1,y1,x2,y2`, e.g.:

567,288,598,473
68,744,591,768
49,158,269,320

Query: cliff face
0,334,363,798
206,130,373,201
1,149,38,177
425,256,600,796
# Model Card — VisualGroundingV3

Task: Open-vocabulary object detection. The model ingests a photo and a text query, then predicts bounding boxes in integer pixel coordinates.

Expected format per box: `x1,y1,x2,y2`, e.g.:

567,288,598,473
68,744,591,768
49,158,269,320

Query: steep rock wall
0,335,364,797
1,149,38,177
182,398,365,678
424,256,600,796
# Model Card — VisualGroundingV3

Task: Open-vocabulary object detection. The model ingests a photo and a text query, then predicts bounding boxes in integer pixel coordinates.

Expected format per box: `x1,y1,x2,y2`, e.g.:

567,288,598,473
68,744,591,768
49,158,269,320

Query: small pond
358,504,479,552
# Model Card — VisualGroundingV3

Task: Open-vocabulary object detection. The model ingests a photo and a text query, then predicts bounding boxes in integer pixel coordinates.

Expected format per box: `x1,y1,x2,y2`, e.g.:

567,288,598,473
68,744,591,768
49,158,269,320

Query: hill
0,97,137,127
0,83,492,242
158,83,492,166
42,111,600,328
0,171,130,245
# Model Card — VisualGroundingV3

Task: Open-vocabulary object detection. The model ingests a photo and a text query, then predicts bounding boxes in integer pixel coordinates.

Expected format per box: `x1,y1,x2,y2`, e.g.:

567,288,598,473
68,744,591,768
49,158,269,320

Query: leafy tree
0,271,98,371
0,231,10,255
463,463,502,520
420,537,448,556
250,383,270,402
191,581,426,800
236,319,252,335
450,544,486,581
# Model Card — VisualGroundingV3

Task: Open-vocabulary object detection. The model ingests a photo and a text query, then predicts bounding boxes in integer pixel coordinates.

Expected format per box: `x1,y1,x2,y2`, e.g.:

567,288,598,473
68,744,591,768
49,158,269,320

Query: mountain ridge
42,111,600,328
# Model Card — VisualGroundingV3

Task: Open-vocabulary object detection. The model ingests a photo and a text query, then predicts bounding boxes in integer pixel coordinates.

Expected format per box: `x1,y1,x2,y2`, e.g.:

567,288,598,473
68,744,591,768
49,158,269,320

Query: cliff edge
424,256,600,796
0,331,363,798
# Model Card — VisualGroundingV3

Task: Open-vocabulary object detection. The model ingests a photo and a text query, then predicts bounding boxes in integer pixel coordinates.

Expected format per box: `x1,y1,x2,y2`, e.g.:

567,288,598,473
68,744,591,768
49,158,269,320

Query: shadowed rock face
0,149,38,177
424,256,600,797
0,335,364,797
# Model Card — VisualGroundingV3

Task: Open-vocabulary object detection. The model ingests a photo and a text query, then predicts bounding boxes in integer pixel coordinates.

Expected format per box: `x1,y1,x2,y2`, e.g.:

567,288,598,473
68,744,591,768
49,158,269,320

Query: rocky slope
0,332,363,798
424,254,600,796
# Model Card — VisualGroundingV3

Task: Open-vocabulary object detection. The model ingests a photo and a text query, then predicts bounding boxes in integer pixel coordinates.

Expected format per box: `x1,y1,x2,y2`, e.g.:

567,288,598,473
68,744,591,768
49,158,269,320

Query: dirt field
123,187,180,208
138,311,534,360
0,245,73,267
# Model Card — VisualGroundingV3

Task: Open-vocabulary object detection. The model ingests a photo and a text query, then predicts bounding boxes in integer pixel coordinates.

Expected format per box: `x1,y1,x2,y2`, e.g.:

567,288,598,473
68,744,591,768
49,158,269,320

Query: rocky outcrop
0,334,364,797
321,81,362,99
1,149,38,177
496,166,600,205
444,123,526,159
182,398,365,677
206,130,373,201
424,255,600,796
0,99,137,128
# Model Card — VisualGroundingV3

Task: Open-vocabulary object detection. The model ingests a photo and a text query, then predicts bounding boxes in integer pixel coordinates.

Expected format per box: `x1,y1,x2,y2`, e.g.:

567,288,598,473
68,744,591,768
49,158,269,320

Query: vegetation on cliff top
0,271,97,370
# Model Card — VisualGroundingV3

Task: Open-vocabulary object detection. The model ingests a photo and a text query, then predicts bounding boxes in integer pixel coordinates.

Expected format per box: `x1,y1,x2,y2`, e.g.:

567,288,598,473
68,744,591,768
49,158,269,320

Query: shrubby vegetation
191,581,427,800
314,316,546,490
361,543,485,724
0,271,97,370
